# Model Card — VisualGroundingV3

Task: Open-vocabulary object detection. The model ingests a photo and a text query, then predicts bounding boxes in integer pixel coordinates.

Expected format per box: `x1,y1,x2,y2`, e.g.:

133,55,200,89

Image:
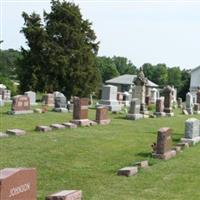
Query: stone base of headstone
95,119,111,125
194,111,200,115
165,112,174,117
152,150,176,160
126,113,143,120
89,120,98,126
176,142,190,150
135,160,149,169
9,110,33,115
70,119,91,127
35,125,52,132
154,112,166,117
186,108,193,115
0,132,9,138
6,129,26,136
34,108,42,113
45,190,82,200
181,137,200,146
98,100,122,112
50,124,66,129
117,166,138,177
53,108,68,113
62,122,77,128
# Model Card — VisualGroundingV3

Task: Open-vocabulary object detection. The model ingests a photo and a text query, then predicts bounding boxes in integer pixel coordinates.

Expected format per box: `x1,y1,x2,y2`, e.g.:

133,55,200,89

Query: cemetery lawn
1,103,200,200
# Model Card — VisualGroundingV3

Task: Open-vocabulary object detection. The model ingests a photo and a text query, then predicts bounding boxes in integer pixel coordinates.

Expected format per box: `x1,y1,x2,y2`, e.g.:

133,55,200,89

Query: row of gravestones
9,91,70,114
183,90,200,115
0,167,82,200
118,118,200,177
0,98,111,137
126,86,174,120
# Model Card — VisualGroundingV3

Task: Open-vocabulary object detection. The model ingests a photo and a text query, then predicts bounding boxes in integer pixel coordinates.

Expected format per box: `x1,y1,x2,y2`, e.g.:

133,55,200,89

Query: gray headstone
184,118,199,139
24,91,37,105
186,92,193,114
101,85,117,101
129,98,140,114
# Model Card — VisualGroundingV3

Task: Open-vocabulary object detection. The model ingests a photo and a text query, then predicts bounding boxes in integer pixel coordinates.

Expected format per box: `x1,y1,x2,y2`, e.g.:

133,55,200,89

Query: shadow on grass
113,116,127,120
136,152,152,158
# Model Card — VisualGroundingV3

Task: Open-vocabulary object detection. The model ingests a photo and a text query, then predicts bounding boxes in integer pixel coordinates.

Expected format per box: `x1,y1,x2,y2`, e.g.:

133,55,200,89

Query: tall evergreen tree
19,0,100,98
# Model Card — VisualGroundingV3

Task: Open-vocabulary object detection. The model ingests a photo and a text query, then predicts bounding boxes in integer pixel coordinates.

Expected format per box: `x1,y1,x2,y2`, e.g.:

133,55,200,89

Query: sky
1,0,200,69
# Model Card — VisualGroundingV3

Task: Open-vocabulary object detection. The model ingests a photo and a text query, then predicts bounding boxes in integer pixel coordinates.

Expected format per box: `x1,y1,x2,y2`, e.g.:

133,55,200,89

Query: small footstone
45,190,82,200
50,124,66,129
176,142,190,150
0,132,9,138
62,122,77,128
34,108,42,113
135,160,149,169
6,129,26,136
35,125,52,132
117,166,138,177
173,146,182,153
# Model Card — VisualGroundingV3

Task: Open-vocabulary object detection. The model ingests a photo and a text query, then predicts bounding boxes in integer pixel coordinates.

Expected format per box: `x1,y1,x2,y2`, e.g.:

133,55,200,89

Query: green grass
0,103,200,200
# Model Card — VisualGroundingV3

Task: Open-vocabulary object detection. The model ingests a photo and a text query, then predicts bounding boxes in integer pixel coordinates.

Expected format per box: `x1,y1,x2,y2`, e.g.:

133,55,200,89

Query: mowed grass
1,103,200,200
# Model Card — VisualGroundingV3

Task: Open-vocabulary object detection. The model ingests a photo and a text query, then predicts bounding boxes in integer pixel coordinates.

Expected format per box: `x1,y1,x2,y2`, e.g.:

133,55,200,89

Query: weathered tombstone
70,97,91,126
171,86,177,104
42,93,54,107
53,93,68,112
99,85,121,112
132,67,148,114
127,98,143,120
163,86,174,116
46,190,82,200
177,97,183,108
24,91,37,105
95,106,111,125
196,87,200,104
186,92,193,114
152,127,176,160
10,95,33,114
194,103,200,114
0,168,37,200
181,118,200,145
154,97,166,117
2,89,11,102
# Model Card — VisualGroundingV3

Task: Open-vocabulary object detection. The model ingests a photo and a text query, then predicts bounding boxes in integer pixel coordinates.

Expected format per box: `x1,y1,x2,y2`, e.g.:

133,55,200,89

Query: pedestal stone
163,86,174,116
70,97,91,126
154,98,166,117
127,98,143,120
186,92,193,114
95,106,111,125
152,127,176,160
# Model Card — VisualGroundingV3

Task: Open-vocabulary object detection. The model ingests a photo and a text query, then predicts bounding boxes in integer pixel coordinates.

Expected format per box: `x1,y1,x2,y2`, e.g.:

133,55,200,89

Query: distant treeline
96,56,191,100
0,48,190,100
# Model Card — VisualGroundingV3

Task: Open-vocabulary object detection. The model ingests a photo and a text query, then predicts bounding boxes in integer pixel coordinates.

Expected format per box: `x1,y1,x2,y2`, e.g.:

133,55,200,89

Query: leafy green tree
112,56,137,75
96,56,119,83
19,0,100,98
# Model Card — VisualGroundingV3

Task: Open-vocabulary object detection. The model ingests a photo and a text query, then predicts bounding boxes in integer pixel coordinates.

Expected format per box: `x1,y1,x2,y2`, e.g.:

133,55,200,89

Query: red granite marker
0,168,37,200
